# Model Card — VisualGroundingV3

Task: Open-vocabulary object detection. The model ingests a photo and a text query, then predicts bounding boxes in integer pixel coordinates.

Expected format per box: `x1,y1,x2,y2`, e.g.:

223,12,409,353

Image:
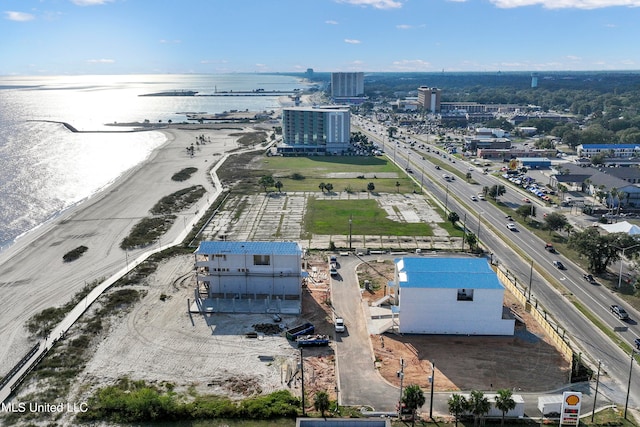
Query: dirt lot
357,260,571,392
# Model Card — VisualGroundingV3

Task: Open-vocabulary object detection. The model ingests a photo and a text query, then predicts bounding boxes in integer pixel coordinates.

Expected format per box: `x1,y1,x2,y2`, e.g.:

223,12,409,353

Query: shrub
63,245,88,262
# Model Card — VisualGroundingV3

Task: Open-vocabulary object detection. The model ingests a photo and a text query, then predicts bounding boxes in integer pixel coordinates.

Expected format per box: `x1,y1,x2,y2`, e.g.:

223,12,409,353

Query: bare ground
357,260,571,392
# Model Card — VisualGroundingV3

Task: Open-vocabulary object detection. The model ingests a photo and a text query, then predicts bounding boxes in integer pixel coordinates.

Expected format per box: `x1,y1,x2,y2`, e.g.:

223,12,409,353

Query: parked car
553,261,565,270
334,317,345,333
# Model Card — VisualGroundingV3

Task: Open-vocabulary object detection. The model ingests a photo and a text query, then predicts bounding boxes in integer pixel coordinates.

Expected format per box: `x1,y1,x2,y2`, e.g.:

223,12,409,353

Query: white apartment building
194,241,305,313
331,72,365,100
392,257,514,335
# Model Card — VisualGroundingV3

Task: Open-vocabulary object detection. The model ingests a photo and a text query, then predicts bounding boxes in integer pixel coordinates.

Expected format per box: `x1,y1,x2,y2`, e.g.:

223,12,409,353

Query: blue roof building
393,257,514,335
195,241,304,314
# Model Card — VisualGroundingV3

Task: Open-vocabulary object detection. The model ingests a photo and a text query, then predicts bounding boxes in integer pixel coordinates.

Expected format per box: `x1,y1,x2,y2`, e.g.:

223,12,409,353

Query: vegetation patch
76,379,300,423
26,279,101,338
62,245,88,262
150,185,206,215
171,167,198,182
230,131,268,147
305,198,432,236
120,215,177,249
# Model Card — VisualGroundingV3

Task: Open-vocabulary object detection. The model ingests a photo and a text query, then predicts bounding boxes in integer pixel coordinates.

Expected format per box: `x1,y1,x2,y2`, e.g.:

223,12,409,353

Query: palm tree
564,223,574,236
468,390,490,427
274,180,283,193
319,182,326,193
313,391,330,417
367,182,375,193
402,384,426,426
396,181,401,193
495,389,516,427
482,186,490,197
448,393,468,427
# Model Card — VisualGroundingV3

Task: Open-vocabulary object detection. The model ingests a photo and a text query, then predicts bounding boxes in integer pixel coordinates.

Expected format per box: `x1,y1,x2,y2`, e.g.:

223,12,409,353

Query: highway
353,117,640,409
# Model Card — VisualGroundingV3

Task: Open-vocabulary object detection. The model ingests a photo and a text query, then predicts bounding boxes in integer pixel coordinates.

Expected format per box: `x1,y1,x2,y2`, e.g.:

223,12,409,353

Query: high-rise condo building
331,72,365,102
278,106,351,156
417,86,441,113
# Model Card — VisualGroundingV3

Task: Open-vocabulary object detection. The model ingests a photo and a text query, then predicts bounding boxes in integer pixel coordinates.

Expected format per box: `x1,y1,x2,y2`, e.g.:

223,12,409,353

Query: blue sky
2,0,640,75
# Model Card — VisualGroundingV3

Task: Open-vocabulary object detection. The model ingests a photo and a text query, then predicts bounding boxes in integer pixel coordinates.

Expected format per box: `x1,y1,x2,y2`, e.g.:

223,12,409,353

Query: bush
171,167,198,182
77,381,299,423
63,245,88,262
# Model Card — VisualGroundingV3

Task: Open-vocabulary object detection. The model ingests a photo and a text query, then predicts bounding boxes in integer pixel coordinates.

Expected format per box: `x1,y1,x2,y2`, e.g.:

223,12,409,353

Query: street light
613,243,640,289
348,215,353,251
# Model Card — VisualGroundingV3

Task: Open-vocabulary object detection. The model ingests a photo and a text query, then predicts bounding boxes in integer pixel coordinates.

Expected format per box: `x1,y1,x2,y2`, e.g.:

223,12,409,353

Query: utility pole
300,348,305,416
527,259,534,302
429,362,435,420
591,360,601,422
397,358,405,419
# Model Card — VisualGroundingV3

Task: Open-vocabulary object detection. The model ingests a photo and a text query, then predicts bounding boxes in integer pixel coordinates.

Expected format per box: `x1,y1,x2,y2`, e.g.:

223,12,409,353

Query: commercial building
194,241,305,314
391,257,514,335
577,143,640,158
278,106,351,156
331,72,365,103
417,86,441,113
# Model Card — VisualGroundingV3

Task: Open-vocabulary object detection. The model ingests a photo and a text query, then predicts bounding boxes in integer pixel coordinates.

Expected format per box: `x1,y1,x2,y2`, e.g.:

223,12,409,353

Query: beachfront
0,125,255,376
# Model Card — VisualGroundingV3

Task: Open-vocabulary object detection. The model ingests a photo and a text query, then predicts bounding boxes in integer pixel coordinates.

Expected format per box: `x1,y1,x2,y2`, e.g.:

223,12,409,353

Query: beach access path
0,126,243,377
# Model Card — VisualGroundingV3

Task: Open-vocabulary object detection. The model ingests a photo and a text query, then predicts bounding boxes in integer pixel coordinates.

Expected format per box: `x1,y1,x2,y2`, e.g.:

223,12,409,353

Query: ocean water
0,74,307,250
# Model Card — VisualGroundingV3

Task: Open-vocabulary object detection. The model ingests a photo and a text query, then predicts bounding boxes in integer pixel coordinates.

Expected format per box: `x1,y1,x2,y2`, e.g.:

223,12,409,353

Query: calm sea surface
0,74,306,250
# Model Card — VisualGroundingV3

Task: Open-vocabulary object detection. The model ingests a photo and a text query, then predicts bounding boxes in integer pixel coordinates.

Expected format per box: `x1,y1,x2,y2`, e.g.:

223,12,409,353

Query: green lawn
305,198,433,236
260,156,419,193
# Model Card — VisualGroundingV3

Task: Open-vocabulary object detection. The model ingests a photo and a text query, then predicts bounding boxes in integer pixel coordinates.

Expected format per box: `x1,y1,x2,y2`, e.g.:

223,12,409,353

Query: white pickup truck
334,317,345,333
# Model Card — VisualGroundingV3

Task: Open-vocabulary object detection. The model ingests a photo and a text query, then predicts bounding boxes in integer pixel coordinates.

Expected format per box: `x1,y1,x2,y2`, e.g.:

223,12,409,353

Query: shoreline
0,124,252,376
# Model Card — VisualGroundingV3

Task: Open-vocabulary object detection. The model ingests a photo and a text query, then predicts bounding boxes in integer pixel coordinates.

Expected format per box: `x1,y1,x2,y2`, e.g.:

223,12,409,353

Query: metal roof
396,257,503,289
195,241,302,255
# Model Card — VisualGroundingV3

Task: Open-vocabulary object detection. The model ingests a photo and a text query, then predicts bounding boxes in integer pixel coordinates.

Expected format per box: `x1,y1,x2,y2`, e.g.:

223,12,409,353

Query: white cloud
489,0,640,9
70,0,113,5
566,55,582,60
447,0,468,2
391,59,433,71
87,59,115,63
396,24,412,29
325,20,339,24
336,0,403,10
5,11,35,21
344,38,362,44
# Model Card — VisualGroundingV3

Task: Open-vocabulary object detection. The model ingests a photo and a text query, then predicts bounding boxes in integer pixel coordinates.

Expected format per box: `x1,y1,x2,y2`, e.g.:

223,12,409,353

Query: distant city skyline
2,0,640,76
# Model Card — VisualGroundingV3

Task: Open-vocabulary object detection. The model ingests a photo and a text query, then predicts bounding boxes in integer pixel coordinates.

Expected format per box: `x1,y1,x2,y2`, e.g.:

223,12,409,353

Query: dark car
635,338,640,350
553,261,565,270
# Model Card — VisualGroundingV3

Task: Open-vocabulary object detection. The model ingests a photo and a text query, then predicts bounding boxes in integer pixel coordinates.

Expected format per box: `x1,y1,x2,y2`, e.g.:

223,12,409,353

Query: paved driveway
331,255,398,412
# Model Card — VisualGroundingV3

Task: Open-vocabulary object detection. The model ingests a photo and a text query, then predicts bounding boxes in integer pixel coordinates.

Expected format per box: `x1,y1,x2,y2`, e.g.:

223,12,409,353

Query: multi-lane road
353,117,640,409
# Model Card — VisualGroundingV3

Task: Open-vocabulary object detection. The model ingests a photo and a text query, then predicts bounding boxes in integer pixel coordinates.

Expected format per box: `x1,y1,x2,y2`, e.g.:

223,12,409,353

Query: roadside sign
560,391,582,426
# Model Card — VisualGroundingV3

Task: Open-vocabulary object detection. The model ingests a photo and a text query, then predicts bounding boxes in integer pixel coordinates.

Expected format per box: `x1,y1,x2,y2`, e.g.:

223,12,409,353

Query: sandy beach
0,125,250,376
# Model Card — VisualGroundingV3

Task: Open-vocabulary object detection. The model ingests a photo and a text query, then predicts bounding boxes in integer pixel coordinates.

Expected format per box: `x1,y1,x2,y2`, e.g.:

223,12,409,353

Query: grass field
259,156,419,193
304,198,433,236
